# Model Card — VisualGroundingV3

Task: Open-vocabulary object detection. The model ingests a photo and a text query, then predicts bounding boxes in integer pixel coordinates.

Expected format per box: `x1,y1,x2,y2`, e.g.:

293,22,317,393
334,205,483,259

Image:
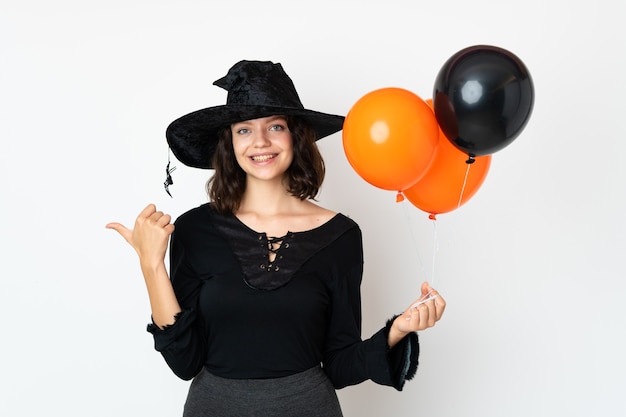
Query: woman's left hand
388,281,446,347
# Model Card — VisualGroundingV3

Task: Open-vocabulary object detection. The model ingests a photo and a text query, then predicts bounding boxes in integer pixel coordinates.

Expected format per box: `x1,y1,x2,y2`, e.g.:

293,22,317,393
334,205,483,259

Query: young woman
107,60,446,417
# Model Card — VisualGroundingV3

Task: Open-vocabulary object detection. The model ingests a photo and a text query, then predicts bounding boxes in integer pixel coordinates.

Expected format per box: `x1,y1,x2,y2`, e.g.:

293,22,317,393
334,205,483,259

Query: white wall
1,1,624,416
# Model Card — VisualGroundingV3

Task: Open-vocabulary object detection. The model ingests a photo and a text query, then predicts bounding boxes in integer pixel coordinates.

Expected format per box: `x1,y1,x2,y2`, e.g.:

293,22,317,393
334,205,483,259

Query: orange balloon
403,125,491,216
342,88,439,191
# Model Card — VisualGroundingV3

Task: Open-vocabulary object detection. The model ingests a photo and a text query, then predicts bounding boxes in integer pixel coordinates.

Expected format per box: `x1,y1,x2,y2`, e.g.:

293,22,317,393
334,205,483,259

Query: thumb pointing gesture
105,221,133,244
106,204,174,265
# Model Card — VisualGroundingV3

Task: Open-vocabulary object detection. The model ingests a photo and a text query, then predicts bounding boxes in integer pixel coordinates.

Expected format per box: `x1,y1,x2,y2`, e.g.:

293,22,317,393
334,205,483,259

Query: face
231,115,294,182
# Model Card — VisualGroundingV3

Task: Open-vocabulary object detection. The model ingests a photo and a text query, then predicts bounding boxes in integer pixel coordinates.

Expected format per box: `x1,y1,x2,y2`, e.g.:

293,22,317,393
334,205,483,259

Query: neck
237,177,300,216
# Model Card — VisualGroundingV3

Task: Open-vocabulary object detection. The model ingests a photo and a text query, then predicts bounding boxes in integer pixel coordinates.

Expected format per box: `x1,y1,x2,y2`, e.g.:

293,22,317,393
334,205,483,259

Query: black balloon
433,45,534,156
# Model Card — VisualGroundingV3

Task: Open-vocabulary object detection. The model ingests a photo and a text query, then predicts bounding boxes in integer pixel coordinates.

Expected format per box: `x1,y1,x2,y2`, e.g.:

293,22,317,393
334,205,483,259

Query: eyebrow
232,115,287,128
260,115,287,125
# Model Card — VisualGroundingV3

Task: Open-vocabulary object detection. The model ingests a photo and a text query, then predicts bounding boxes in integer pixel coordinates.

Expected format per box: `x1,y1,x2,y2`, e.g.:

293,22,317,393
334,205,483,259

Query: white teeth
251,154,276,162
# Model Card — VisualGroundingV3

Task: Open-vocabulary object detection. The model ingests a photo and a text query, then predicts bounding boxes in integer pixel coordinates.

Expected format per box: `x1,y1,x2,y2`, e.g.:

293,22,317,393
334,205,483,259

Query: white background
1,1,624,416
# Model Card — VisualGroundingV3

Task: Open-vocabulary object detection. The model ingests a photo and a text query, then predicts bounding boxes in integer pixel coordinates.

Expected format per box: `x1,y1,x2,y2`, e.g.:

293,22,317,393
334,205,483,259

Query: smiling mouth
250,154,277,162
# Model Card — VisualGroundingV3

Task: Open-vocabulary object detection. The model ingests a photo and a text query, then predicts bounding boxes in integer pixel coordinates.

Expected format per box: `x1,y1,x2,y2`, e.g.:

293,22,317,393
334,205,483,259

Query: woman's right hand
107,204,181,327
106,204,175,268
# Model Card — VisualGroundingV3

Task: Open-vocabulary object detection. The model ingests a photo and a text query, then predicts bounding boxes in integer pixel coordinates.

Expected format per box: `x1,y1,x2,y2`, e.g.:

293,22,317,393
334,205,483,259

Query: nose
251,130,271,147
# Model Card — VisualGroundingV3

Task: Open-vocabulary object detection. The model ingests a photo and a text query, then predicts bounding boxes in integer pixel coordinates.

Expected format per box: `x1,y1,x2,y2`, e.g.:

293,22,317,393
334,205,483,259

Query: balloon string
457,162,472,209
401,201,428,286
430,218,439,286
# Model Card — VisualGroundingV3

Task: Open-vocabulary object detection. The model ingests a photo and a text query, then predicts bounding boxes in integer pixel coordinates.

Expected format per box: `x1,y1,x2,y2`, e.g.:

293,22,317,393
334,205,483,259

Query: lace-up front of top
212,210,353,290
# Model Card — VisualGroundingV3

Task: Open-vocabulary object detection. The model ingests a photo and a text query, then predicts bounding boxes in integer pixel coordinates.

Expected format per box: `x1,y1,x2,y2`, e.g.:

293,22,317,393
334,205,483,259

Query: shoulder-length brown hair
207,116,325,215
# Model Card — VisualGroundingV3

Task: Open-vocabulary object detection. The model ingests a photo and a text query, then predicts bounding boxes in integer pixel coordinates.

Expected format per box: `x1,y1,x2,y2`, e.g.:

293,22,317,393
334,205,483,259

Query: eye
235,127,250,135
269,123,286,131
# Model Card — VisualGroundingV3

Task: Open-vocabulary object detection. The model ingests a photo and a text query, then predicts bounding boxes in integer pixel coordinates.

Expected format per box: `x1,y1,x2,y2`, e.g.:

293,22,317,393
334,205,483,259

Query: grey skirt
183,366,343,417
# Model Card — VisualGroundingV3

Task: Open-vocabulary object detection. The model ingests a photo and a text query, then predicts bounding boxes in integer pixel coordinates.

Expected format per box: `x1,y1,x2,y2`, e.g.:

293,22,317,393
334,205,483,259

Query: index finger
138,204,157,219
432,291,446,320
